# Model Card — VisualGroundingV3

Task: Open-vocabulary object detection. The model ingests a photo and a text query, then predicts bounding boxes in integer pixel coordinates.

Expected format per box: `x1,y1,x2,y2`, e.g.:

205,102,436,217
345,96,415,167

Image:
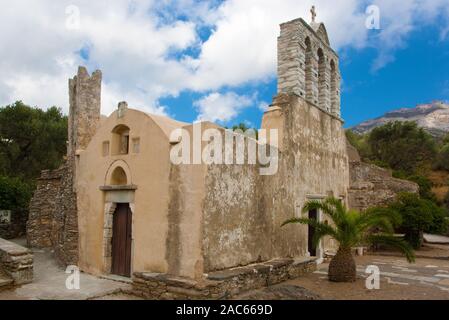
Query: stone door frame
102,198,135,276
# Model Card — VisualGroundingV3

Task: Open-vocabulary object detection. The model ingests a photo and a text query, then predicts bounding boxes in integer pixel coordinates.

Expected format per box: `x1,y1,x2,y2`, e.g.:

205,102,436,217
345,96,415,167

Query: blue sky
340,21,449,127
1,1,448,129
164,11,449,129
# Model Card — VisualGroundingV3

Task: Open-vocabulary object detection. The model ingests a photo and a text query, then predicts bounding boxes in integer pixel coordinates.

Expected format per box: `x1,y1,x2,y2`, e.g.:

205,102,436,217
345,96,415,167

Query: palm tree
282,197,415,282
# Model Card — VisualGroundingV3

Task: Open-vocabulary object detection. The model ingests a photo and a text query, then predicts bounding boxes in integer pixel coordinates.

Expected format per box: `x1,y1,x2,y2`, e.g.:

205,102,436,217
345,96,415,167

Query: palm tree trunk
328,247,356,282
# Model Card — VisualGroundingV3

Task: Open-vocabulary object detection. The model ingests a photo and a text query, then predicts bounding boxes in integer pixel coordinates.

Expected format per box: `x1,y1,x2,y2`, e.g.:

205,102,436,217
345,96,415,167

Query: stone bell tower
276,10,341,117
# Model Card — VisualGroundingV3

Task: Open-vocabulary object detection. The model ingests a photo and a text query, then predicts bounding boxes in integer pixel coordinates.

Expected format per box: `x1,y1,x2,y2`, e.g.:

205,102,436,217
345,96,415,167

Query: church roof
145,112,189,139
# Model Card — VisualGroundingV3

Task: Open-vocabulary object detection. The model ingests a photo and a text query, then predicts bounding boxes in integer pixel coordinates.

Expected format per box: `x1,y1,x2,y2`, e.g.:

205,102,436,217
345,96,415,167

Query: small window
120,133,129,154
132,138,140,154
102,141,110,157
111,125,130,155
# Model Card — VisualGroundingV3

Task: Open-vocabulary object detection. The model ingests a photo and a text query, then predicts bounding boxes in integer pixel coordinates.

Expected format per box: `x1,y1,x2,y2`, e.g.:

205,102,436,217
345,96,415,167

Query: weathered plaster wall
263,94,348,259
202,160,267,272
201,93,348,272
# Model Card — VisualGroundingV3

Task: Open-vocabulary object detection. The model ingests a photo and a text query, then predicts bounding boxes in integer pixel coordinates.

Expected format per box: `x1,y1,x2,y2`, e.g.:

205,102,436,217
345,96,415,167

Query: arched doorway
111,203,132,277
102,163,135,277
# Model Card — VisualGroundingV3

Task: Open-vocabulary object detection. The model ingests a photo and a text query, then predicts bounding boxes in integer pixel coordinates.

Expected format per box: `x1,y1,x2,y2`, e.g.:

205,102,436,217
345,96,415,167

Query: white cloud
0,0,448,120
258,102,270,112
194,92,253,123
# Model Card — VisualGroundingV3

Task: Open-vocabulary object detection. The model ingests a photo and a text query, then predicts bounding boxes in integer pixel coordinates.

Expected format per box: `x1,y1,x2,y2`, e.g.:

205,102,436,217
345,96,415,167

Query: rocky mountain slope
352,101,449,136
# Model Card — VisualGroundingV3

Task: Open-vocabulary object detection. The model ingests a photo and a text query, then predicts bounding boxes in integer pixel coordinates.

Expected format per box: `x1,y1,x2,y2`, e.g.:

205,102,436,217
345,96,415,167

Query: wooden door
308,209,317,257
111,203,132,277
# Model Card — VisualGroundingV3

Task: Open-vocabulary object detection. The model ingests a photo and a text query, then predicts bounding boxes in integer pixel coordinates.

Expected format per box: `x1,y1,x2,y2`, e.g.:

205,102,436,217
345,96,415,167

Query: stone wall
52,161,79,266
132,257,316,300
348,161,419,211
27,168,63,248
27,67,101,267
27,163,79,266
0,238,33,285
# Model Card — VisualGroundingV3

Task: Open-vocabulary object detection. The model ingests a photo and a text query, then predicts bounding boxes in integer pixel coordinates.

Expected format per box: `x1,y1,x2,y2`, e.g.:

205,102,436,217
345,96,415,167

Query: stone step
0,265,13,289
0,270,13,291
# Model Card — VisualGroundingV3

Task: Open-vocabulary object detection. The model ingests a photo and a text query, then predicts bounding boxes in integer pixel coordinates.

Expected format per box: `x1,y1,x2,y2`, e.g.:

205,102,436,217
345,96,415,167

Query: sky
0,0,448,128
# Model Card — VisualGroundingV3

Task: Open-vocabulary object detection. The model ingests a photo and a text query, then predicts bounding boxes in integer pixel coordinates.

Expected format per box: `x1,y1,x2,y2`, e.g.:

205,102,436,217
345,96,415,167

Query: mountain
351,101,449,137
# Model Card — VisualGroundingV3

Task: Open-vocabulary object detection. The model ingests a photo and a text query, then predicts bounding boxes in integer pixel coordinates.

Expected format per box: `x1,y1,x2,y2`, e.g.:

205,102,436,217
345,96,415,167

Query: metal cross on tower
311,5,317,23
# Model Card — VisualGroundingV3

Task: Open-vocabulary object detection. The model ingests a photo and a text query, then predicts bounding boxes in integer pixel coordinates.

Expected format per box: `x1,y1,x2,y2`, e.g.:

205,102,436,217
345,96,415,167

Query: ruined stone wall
27,168,63,248
133,257,316,300
348,161,419,211
0,238,33,285
52,161,79,266
27,67,101,266
68,67,102,156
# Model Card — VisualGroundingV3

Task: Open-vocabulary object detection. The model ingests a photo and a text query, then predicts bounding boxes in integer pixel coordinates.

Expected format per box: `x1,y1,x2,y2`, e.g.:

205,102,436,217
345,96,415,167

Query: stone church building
26,15,416,298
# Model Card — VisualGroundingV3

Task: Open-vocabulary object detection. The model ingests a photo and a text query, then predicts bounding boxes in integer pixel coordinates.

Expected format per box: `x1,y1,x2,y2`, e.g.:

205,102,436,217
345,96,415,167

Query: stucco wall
76,109,180,276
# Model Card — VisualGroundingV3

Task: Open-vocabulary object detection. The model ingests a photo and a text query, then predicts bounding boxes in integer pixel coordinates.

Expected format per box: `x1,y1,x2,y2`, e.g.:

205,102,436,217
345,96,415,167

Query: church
27,13,366,298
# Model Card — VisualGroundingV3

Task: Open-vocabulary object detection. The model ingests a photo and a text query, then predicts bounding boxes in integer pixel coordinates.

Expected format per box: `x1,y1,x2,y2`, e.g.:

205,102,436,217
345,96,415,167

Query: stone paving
424,233,449,245
289,254,449,300
0,246,131,300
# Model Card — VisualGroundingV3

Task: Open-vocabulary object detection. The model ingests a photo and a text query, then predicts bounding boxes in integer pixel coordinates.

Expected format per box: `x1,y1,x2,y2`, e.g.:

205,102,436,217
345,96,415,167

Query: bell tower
276,9,341,117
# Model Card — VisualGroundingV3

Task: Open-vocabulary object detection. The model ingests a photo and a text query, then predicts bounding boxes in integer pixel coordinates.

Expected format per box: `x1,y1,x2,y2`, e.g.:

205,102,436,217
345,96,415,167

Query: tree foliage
389,193,448,248
367,121,436,175
0,176,33,210
282,197,415,262
0,101,67,180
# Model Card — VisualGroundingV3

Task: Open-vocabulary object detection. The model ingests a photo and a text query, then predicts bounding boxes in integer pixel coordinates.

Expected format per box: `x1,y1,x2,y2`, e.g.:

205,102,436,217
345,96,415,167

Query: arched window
304,37,314,102
330,60,337,115
317,48,326,111
110,167,128,185
111,125,130,155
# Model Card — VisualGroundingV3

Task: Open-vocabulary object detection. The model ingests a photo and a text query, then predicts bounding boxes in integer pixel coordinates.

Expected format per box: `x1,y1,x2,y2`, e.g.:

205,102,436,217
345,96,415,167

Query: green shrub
0,176,33,210
367,121,436,175
406,175,438,202
435,144,449,171
389,193,448,249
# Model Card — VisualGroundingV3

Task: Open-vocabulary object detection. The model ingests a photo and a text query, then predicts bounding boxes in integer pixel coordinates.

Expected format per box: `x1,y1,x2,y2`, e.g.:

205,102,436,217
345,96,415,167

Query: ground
0,238,139,300
287,254,449,300
2,238,449,300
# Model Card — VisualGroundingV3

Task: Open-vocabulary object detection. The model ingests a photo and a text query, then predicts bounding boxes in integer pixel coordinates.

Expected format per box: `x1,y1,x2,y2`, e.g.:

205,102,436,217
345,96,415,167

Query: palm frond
367,234,415,263
301,200,341,225
282,217,339,243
